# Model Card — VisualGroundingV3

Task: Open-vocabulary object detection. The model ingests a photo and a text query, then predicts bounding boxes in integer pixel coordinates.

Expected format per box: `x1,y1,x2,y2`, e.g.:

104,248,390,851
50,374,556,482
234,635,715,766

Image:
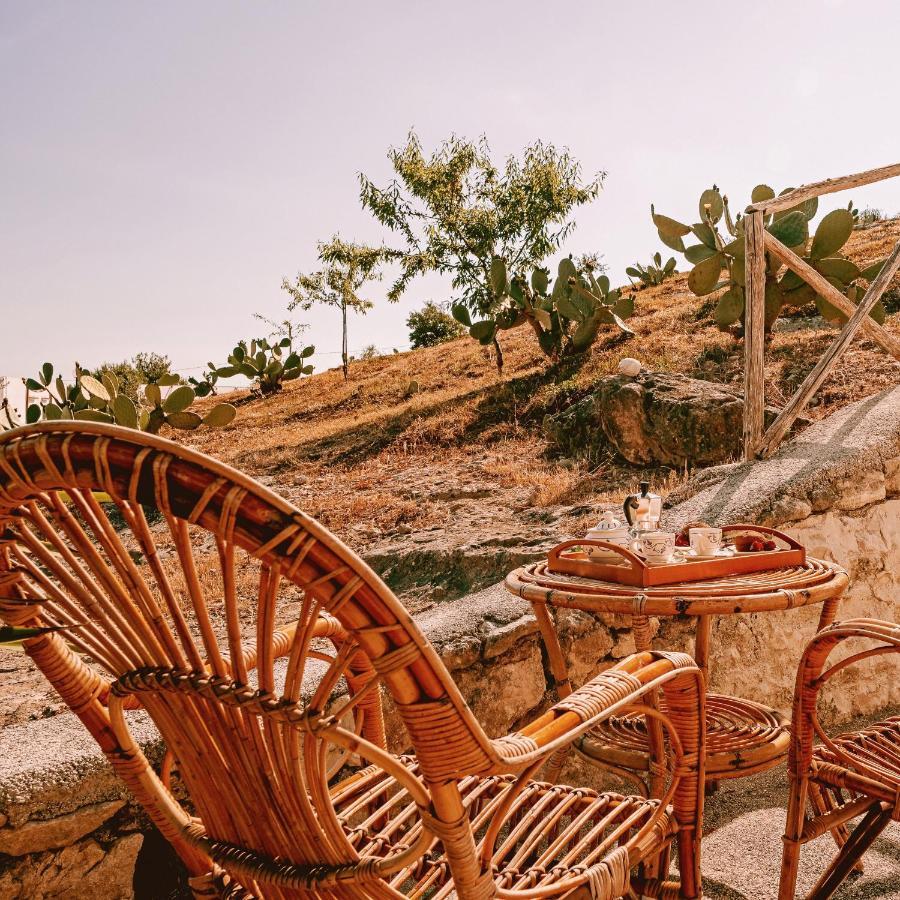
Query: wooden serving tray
547,525,806,587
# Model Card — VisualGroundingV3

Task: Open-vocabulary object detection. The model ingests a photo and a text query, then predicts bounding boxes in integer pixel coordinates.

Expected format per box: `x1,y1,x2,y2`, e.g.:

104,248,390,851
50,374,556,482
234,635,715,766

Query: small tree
282,237,397,380
360,131,603,369
407,301,465,348
253,313,310,345
93,352,177,402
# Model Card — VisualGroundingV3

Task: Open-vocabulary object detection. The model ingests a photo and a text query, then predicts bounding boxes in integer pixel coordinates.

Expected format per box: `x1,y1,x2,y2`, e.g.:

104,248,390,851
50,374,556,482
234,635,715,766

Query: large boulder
546,372,755,466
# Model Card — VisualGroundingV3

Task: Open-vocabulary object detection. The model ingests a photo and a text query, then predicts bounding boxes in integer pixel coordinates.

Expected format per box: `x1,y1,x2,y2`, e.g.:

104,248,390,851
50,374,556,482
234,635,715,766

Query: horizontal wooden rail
746,161,900,215
756,238,900,457
763,232,900,360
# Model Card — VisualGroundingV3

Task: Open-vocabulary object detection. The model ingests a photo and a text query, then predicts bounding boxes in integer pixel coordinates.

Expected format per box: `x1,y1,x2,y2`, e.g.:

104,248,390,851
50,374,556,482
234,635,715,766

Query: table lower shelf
576,692,790,783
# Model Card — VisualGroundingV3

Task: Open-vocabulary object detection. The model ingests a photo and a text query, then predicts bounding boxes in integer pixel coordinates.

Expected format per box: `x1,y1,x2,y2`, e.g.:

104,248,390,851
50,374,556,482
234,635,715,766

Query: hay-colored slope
190,219,900,472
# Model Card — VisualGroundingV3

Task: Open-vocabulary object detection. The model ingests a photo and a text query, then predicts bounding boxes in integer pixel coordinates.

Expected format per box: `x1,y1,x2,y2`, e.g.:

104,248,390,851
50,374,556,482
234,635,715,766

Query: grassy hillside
186,218,900,545
3,222,899,729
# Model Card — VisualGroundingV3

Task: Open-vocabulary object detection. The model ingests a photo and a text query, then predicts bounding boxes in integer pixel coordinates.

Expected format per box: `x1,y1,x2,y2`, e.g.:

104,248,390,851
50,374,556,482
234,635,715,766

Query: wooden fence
743,162,900,460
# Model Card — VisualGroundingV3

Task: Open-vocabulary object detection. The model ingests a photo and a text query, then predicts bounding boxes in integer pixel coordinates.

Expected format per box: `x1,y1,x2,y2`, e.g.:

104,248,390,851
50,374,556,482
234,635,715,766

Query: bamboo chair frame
779,618,900,899
0,423,707,899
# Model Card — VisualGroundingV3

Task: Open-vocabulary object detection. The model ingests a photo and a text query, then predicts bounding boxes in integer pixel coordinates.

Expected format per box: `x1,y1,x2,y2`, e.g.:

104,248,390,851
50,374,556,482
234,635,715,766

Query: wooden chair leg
808,802,891,900
808,783,861,875
779,774,808,900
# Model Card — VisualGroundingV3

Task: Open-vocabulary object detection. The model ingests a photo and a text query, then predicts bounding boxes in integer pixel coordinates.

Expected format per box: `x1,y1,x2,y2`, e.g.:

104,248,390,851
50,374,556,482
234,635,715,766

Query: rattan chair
0,423,706,899
780,618,900,899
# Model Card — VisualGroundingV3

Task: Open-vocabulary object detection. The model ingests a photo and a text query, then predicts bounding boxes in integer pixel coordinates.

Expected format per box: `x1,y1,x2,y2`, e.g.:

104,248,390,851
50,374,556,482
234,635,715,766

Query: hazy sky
3,1,900,396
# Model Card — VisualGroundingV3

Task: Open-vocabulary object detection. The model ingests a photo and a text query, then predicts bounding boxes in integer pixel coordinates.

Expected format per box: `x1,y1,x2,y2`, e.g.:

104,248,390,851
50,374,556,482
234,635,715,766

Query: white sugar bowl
584,511,632,559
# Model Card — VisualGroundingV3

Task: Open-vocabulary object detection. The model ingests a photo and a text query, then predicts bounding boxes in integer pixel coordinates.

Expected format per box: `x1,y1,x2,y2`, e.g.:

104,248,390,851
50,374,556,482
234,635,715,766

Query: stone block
0,832,142,900
833,469,885,511
0,801,124,857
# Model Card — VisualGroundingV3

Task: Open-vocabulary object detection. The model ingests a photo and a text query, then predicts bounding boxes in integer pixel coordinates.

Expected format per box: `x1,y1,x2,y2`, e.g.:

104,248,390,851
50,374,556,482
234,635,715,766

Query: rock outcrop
545,372,764,466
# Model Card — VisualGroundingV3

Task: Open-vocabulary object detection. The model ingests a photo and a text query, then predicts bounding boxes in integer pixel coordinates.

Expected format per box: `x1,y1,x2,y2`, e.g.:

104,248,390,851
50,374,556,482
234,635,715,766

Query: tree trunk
492,336,504,374
341,301,349,381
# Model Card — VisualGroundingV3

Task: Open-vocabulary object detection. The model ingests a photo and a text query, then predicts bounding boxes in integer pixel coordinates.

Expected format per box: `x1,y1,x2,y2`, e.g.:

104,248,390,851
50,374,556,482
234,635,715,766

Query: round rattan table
505,557,848,794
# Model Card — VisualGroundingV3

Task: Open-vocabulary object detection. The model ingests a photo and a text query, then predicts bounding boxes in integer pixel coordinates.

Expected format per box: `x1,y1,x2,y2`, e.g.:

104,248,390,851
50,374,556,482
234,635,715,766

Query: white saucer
643,554,679,566
682,547,734,560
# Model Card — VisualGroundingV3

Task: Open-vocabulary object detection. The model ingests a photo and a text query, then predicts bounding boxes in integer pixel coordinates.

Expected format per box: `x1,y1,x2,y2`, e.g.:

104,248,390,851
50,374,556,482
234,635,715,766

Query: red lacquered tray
547,525,806,587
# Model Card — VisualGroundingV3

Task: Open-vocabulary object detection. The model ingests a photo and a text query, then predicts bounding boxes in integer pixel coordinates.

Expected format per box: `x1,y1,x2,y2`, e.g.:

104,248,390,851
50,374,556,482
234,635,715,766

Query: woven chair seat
809,715,900,815
581,692,789,781
330,760,676,897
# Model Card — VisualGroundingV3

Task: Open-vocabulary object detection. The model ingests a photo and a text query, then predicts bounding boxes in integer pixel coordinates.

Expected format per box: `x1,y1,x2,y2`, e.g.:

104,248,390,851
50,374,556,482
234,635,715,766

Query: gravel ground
697,708,900,899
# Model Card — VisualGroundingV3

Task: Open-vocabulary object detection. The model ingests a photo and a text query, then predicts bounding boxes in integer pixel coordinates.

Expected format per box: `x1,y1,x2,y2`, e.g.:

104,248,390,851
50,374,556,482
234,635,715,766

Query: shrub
407,302,465,348
626,252,677,288
215,337,314,396
4,363,235,432
452,255,634,366
855,207,885,227
93,352,177,402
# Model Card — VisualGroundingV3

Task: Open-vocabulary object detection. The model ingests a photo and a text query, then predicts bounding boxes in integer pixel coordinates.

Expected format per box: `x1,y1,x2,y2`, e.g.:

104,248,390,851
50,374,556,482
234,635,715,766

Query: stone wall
2,386,897,897
662,385,900,718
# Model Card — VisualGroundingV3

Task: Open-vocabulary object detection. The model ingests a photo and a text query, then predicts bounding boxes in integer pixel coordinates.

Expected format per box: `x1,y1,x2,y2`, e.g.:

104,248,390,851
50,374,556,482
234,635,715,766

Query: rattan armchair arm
492,650,703,767
789,618,900,782
478,650,705,900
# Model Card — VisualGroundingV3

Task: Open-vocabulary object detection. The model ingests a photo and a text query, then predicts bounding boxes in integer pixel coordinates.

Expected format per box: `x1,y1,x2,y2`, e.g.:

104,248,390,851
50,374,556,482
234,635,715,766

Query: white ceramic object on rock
618,357,642,377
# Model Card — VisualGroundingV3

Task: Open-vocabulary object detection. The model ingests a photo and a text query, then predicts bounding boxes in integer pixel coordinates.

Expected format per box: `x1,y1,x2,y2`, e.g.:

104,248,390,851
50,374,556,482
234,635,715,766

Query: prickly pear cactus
651,185,887,334
626,252,677,288
453,254,634,361
2,362,236,433
215,336,314,396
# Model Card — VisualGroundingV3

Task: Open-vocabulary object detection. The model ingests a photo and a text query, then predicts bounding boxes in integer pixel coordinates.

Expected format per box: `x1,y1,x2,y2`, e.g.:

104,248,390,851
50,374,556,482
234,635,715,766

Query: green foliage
855,207,885,227
651,185,888,334
187,366,220,398
92,352,177,402
456,254,634,364
215,336,314,396
407,301,466,348
282,236,397,379
5,363,235,433
359,131,603,368
360,344,381,360
626,252,677,288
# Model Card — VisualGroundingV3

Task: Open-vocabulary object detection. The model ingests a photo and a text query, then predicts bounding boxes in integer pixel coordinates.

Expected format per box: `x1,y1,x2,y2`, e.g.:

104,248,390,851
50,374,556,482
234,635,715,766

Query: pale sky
3,1,900,401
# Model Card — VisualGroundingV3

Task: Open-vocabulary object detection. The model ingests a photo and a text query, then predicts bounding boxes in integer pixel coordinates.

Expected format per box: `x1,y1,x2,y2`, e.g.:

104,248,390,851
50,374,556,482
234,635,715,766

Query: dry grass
181,219,900,546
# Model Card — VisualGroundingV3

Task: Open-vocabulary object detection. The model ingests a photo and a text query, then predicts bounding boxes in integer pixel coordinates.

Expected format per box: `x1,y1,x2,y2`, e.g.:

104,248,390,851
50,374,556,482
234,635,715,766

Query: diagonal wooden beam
746,161,900,214
756,237,900,458
763,231,900,360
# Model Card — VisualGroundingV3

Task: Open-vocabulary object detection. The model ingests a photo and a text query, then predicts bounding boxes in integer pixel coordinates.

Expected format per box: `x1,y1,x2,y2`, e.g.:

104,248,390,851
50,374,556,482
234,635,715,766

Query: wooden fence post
743,211,766,460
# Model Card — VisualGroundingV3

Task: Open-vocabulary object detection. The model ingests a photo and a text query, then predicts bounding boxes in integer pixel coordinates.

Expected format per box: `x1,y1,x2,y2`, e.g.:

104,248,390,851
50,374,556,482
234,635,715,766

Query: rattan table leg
693,615,712,686
532,601,573,784
533,600,572,699
817,596,841,632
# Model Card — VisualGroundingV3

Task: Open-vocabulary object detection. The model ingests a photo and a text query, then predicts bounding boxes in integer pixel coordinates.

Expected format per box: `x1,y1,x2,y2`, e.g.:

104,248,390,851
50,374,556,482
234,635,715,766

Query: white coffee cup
689,527,723,556
635,531,676,562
